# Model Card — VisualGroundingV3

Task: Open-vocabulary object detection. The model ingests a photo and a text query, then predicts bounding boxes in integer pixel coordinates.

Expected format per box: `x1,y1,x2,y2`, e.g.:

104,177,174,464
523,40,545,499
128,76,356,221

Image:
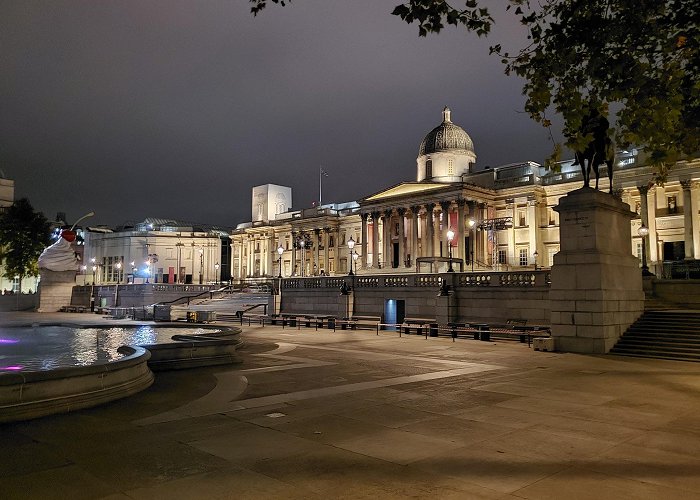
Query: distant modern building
82,218,231,285
231,107,700,280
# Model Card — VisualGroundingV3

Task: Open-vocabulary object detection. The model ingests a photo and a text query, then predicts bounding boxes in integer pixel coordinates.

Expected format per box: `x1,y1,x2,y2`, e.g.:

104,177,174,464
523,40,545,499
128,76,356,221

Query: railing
281,271,550,290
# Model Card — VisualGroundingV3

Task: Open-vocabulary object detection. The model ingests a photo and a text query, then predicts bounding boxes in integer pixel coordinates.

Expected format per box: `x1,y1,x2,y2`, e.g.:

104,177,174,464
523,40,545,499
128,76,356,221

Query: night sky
1,1,565,228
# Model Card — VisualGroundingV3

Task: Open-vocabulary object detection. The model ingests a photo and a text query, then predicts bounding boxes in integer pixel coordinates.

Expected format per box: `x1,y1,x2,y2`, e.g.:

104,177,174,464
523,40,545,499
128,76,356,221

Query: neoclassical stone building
231,107,700,280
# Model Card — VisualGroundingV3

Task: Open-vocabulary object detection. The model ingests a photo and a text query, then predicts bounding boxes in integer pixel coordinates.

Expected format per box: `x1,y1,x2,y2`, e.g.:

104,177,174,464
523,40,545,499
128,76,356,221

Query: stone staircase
610,310,700,362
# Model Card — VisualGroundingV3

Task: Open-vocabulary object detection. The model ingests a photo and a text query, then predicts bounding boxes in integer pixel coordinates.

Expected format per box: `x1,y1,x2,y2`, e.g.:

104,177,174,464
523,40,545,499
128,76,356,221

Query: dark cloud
1,0,563,227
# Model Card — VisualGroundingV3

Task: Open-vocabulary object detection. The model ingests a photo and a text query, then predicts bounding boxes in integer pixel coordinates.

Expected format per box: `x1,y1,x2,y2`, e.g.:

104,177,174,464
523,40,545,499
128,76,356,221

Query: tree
249,0,699,182
0,198,51,292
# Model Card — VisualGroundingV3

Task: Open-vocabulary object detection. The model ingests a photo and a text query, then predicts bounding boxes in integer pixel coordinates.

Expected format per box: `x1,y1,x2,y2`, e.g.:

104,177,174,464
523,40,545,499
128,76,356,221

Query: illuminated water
0,325,221,372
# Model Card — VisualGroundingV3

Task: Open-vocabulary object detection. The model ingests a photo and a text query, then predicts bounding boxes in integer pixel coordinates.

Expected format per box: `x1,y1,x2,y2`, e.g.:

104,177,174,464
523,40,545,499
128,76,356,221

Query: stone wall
280,272,551,324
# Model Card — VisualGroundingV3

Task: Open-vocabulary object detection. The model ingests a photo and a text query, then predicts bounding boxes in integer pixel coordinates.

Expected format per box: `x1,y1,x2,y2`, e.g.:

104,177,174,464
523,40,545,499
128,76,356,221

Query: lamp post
299,239,305,277
198,248,204,284
468,219,475,272
353,251,359,275
115,261,123,283
347,236,355,275
130,261,136,284
81,265,87,285
277,244,284,278
90,257,97,284
215,262,220,285
638,223,651,275
145,258,151,284
447,228,454,272
533,250,539,271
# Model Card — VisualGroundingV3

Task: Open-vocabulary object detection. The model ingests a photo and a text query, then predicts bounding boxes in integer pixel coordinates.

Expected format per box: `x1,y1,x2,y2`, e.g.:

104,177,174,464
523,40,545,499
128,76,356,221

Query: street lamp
468,219,476,272
299,239,305,277
277,244,284,278
533,250,539,271
215,262,220,285
638,223,652,275
115,261,122,283
347,236,355,275
447,228,454,272
353,251,359,274
198,248,204,284
90,257,97,284
145,258,151,283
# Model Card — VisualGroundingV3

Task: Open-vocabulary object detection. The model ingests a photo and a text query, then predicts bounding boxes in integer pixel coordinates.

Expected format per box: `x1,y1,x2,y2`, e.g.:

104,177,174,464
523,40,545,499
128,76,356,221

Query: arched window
426,159,433,179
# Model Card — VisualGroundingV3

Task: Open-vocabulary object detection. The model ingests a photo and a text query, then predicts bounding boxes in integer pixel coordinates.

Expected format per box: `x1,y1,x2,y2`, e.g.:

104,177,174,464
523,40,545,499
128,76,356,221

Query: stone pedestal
551,188,644,353
37,269,77,312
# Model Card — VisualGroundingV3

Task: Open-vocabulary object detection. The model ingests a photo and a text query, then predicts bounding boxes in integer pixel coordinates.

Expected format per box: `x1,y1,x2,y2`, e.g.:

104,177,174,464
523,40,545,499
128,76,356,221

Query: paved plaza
2,313,700,499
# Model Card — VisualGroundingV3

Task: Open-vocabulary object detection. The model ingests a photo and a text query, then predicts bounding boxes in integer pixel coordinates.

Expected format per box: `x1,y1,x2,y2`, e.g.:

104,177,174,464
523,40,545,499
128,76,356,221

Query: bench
280,313,334,330
401,318,437,336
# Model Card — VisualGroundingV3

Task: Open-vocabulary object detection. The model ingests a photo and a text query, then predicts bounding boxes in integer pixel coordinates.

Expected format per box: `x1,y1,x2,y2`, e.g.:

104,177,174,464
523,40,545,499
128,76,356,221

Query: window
518,209,527,227
668,196,678,214
448,159,454,175
329,235,335,248
519,248,529,266
426,159,433,178
498,249,507,264
636,242,643,262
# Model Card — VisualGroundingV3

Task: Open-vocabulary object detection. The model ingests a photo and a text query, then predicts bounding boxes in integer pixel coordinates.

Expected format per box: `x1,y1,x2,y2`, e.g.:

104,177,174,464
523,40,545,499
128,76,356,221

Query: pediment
363,182,447,202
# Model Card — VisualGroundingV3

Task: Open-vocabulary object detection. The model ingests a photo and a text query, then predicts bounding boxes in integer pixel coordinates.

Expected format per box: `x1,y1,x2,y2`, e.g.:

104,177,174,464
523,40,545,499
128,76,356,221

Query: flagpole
319,166,322,207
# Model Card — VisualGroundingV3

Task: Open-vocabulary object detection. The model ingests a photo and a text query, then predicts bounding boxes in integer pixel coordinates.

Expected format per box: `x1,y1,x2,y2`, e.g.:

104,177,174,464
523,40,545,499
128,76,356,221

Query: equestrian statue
571,108,615,194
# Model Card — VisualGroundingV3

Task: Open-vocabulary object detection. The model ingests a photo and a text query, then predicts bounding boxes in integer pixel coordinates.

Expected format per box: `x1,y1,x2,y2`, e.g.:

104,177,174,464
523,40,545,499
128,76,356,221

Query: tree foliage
249,0,699,182
0,198,51,289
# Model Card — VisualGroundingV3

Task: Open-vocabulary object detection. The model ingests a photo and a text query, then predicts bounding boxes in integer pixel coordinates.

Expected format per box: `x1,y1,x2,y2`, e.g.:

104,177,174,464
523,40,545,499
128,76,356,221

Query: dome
418,107,474,156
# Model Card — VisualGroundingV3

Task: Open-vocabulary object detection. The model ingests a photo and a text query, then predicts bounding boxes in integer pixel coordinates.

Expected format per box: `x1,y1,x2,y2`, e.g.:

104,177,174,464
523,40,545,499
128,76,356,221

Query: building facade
82,218,231,285
231,107,700,280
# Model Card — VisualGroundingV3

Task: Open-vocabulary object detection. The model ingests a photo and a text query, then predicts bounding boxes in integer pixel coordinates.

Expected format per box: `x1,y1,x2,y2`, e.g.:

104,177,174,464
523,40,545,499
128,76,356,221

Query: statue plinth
550,187,644,353
37,269,77,312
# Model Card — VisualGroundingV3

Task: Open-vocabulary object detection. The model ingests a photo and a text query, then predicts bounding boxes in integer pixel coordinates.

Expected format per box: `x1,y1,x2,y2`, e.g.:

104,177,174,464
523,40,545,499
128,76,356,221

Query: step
609,350,700,362
614,343,700,354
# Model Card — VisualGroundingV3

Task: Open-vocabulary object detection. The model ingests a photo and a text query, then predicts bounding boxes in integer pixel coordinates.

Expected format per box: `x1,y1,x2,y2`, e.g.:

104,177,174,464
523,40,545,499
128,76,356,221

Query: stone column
550,188,644,354
291,232,297,276
323,228,330,274
314,228,321,275
528,197,538,264
681,180,695,259
266,233,274,276
397,208,406,267
383,210,392,268
425,203,435,257
638,184,651,266
236,239,243,280
411,206,420,266
457,200,466,267
371,212,380,268
360,214,368,269
440,201,451,258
